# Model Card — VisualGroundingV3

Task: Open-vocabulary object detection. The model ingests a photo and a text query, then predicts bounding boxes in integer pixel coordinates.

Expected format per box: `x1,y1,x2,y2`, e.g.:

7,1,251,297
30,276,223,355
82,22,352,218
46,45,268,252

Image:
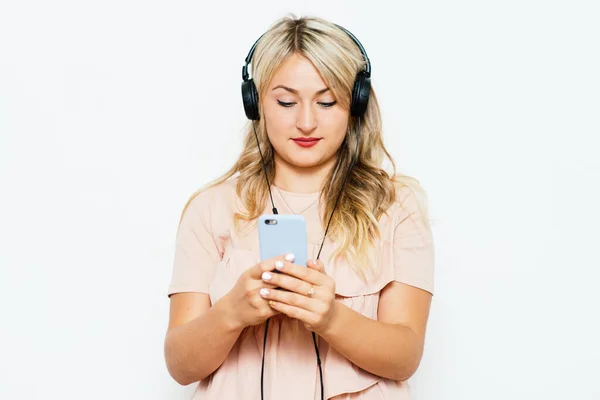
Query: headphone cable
257,118,361,400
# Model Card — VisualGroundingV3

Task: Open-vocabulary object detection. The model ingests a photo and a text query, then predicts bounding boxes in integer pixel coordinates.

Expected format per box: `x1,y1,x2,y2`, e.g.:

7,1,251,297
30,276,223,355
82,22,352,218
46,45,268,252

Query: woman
164,15,434,400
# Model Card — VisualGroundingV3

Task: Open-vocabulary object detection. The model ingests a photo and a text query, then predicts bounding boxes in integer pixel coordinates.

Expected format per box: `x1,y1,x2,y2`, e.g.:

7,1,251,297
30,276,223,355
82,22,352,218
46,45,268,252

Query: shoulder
186,177,238,210
383,174,431,229
179,177,240,227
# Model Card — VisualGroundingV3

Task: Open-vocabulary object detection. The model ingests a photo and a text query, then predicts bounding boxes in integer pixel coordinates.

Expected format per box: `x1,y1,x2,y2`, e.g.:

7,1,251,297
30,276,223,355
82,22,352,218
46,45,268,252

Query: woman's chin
284,154,325,169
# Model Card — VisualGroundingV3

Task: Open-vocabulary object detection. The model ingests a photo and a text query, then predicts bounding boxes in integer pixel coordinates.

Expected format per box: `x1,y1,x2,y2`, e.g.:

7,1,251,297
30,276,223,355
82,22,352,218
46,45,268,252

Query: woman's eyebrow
272,85,330,95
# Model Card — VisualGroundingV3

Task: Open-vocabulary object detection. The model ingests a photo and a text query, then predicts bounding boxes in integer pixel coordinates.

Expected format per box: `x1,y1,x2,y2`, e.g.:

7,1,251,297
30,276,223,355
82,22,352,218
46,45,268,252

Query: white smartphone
258,214,308,267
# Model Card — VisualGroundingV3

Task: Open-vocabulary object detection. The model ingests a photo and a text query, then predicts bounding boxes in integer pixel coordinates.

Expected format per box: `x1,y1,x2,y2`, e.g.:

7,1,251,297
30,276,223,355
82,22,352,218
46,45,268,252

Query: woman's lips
292,138,321,148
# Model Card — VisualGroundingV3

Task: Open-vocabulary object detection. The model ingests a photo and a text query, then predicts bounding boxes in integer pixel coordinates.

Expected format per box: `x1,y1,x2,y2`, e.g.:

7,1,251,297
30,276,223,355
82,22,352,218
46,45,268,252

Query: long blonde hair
180,15,430,279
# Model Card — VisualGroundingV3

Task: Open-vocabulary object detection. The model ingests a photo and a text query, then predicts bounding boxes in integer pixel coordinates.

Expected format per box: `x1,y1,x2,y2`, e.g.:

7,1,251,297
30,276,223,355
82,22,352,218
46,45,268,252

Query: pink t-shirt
167,177,435,399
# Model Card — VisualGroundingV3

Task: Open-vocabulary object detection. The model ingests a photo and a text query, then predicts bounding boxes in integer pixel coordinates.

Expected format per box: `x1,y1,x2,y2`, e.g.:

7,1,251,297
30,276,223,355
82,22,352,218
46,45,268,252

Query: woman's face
262,53,349,170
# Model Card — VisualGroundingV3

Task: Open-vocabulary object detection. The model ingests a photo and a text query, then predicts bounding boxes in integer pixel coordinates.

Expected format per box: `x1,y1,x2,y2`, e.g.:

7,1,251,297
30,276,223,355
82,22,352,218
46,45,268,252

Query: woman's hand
258,254,338,334
219,256,285,330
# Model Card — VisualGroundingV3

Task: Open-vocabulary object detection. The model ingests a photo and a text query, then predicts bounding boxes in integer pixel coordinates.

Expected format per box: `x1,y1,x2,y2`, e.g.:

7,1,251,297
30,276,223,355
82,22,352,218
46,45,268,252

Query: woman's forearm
164,296,243,385
320,302,423,381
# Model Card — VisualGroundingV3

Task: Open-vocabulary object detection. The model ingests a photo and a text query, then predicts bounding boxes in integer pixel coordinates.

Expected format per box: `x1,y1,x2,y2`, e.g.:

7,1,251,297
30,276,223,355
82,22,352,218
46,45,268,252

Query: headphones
241,24,372,120
245,22,372,400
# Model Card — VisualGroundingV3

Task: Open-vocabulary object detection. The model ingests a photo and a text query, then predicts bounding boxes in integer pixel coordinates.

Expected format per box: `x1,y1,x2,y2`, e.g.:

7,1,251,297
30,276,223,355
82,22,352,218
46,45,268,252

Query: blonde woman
164,15,434,400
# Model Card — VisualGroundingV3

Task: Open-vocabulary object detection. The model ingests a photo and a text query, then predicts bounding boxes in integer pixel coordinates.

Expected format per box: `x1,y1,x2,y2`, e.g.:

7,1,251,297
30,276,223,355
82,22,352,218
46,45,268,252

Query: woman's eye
276,100,337,108
319,101,337,108
277,100,295,107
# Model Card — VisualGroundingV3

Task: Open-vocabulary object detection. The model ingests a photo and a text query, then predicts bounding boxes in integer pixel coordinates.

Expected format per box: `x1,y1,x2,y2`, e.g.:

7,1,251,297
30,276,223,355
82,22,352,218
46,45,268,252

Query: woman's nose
296,104,317,133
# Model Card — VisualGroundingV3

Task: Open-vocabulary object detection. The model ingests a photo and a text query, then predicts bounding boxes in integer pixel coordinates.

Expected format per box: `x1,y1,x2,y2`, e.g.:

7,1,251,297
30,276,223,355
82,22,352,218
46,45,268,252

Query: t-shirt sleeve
393,188,435,295
167,190,224,297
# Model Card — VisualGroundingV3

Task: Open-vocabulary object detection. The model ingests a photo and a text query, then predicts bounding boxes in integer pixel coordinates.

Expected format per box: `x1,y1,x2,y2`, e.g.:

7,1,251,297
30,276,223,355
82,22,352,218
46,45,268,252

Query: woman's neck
273,155,335,194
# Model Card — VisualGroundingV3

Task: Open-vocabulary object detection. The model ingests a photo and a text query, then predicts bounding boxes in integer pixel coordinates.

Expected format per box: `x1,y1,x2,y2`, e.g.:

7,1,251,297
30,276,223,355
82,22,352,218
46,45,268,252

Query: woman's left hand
259,254,338,334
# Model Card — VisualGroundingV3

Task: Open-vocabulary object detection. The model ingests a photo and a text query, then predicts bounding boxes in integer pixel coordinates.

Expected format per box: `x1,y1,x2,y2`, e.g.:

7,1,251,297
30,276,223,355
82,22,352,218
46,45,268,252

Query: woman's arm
319,188,434,381
320,281,432,381
165,257,284,386
164,293,243,385
262,262,432,381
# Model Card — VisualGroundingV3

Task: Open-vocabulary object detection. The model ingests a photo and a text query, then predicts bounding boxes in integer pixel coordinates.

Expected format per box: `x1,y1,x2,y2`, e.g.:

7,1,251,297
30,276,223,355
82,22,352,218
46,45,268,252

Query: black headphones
241,24,372,120
245,23,372,400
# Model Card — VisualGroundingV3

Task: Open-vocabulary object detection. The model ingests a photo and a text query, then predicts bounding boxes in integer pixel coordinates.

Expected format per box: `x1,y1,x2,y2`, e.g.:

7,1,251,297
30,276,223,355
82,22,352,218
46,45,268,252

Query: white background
1,1,599,399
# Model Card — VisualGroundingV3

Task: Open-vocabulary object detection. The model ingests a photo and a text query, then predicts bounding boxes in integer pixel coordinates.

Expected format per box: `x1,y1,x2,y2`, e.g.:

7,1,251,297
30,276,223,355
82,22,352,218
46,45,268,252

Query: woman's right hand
219,254,292,329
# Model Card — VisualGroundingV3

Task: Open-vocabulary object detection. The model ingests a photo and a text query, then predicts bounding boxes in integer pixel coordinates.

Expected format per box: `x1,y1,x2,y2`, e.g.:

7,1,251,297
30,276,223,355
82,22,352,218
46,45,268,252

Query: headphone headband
242,24,370,81
242,32,265,81
334,24,371,77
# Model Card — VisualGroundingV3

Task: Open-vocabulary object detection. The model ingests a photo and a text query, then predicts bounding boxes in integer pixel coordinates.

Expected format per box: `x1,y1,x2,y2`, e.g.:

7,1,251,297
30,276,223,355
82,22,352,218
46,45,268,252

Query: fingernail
262,271,272,281
285,253,295,262
275,260,284,270
260,288,270,297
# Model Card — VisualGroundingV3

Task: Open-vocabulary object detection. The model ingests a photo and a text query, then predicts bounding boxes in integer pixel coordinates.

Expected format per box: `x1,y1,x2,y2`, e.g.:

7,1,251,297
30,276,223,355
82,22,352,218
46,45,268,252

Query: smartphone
258,214,308,268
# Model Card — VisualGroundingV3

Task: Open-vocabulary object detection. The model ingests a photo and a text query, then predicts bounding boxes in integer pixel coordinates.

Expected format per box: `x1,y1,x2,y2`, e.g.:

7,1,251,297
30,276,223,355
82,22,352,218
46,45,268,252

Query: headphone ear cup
350,72,371,117
241,79,260,120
